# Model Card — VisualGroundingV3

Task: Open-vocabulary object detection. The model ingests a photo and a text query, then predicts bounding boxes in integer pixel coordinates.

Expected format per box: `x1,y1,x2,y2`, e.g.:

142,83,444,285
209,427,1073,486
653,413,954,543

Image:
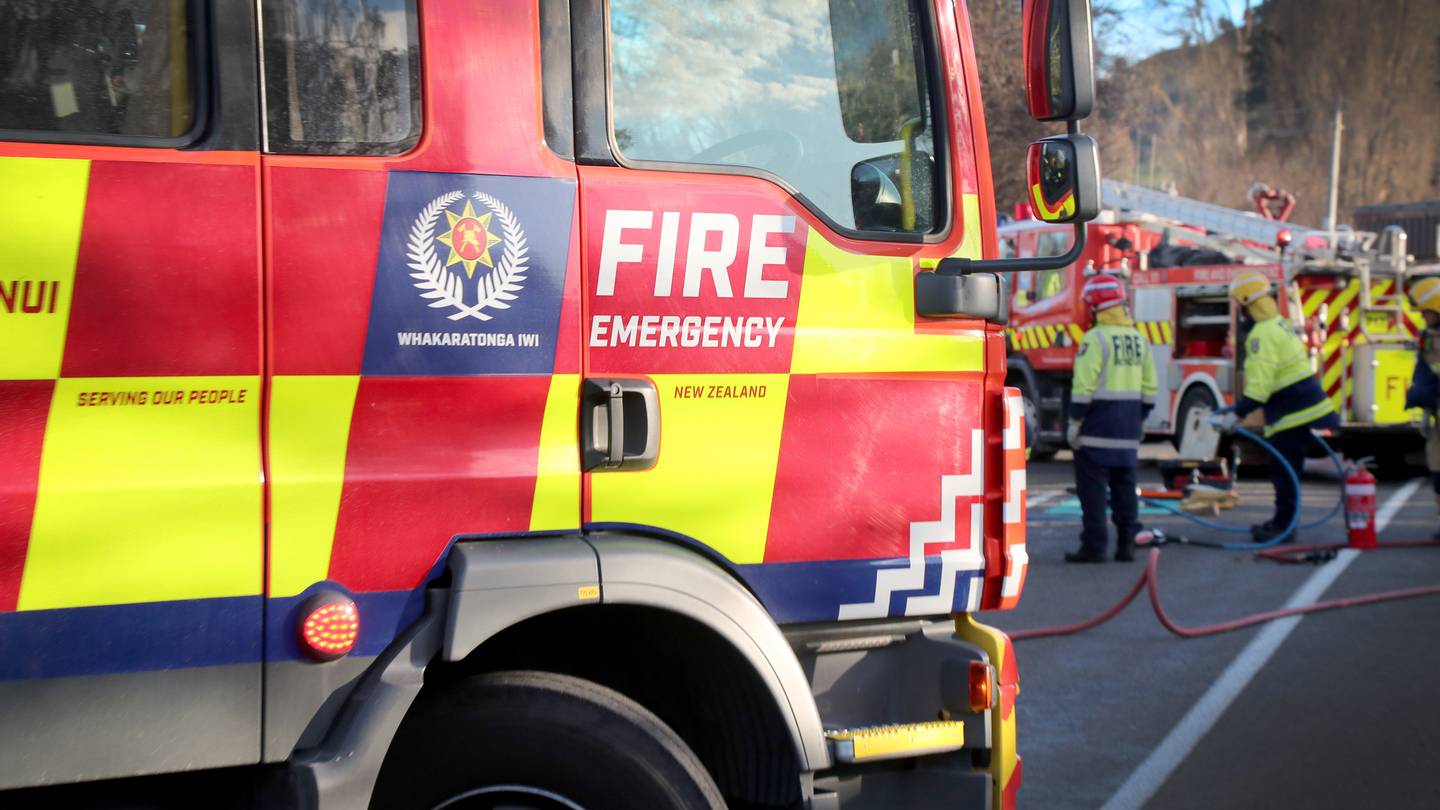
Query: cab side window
607,0,945,237
0,0,194,143
260,0,421,155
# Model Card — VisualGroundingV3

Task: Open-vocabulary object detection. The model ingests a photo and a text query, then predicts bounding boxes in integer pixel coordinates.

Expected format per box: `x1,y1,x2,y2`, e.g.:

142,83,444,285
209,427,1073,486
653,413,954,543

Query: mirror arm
935,221,1088,276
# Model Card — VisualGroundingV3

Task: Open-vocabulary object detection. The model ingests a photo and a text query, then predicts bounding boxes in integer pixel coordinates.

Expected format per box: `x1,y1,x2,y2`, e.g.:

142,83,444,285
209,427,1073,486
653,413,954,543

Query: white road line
1027,490,1064,508
1098,477,1424,810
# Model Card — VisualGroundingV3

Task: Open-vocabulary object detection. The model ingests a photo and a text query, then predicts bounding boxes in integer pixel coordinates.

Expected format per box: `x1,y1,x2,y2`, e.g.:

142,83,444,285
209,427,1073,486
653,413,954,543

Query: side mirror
1023,0,1095,122
1027,134,1100,224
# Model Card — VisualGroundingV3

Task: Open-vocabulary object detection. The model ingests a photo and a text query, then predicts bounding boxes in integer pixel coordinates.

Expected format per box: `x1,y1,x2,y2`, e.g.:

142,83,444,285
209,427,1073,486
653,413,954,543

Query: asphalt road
986,445,1440,810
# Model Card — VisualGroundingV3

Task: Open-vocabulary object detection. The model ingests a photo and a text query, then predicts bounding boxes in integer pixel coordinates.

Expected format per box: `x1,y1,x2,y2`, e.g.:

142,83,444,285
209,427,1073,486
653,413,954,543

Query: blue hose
1138,425,1346,550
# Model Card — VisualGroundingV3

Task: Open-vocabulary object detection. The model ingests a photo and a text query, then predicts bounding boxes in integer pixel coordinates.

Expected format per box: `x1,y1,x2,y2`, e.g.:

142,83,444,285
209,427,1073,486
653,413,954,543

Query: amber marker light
968,661,994,713
299,592,360,662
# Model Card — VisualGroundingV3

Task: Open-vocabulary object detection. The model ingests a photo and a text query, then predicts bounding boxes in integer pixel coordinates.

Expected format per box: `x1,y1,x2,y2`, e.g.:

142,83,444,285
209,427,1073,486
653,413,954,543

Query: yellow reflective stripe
268,375,359,598
790,221,984,374
19,377,263,610
588,374,788,565
1301,290,1326,319
1030,181,1076,220
1326,282,1361,325
955,194,983,261
1067,323,1085,342
1273,361,1313,390
530,373,581,531
1159,322,1174,344
0,157,89,380
1265,397,1335,436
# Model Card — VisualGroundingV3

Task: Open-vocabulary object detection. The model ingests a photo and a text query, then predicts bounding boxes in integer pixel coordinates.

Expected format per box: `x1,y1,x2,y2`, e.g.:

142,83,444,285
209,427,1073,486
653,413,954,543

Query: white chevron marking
836,430,987,620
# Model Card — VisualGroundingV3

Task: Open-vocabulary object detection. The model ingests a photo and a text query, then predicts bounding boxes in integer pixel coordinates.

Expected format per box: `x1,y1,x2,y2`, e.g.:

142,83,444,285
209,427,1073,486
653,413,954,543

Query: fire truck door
576,0,997,623
0,4,265,788
258,0,582,760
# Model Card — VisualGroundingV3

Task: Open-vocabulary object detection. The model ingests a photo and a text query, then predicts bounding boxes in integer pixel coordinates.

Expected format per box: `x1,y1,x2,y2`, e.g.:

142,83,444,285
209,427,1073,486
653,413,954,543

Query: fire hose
1135,424,1344,550
1012,545,1440,641
1013,424,1440,642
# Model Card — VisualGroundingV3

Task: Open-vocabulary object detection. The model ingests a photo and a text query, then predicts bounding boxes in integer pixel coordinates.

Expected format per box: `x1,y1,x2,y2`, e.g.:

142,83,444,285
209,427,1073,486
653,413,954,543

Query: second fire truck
1003,180,1417,460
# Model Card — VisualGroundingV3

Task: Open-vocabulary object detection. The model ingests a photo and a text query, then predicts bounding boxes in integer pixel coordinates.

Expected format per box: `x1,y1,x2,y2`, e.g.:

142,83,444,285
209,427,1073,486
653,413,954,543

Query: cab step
824,720,966,764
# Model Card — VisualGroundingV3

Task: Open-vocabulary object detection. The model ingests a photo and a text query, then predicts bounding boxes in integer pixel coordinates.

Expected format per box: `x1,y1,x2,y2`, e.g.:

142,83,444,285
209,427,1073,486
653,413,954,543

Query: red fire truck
1002,180,1416,459
0,1,1102,808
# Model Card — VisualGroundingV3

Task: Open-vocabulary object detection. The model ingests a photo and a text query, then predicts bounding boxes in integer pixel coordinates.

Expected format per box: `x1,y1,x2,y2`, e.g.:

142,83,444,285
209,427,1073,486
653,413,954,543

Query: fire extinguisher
1344,459,1377,549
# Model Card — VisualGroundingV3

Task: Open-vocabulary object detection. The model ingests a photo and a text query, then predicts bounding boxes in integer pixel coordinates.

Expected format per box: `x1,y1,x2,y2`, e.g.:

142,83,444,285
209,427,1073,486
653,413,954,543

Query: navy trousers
1075,448,1140,554
1265,426,1313,529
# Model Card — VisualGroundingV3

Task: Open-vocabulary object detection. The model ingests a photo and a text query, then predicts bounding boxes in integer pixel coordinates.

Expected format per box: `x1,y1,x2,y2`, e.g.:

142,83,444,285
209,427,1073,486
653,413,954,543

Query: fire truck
1003,179,1417,460
0,1,1102,807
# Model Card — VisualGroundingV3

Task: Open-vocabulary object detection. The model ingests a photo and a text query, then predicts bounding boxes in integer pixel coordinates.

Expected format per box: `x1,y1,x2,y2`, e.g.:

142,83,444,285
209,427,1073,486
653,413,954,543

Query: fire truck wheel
371,670,727,810
1022,389,1057,460
1172,386,1218,452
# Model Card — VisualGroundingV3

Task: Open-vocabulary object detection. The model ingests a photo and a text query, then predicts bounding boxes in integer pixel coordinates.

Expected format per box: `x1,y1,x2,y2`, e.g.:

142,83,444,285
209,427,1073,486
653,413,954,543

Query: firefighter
1403,277,1440,535
1215,272,1339,542
1066,274,1158,563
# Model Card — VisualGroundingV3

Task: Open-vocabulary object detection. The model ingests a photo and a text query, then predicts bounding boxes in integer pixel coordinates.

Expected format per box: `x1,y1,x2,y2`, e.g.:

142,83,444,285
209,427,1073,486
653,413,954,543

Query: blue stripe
0,596,263,681
0,586,428,682
2,530,985,679
587,522,983,624
738,558,982,624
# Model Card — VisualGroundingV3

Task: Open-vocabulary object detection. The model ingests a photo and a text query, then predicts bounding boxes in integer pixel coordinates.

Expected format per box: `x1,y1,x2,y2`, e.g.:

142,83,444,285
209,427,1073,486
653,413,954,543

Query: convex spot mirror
850,150,935,232
1027,134,1100,224
1023,0,1095,122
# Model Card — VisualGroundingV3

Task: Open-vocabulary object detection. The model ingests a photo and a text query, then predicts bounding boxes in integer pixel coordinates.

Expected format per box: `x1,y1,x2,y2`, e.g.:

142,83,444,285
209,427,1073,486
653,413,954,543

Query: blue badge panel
362,172,575,376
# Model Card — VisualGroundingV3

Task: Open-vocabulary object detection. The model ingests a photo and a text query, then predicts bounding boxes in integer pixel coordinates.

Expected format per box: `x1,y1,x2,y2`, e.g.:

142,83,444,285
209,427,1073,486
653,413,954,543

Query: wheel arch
291,533,826,810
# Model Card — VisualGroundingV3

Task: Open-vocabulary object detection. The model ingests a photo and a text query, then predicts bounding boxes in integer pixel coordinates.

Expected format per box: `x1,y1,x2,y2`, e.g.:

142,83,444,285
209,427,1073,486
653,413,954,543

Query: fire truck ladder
1102,179,1324,249
1102,179,1409,335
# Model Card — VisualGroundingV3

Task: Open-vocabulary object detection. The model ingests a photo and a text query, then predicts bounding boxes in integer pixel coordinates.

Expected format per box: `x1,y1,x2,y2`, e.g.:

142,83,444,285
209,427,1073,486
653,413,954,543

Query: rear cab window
259,0,422,155
606,0,947,239
0,0,197,144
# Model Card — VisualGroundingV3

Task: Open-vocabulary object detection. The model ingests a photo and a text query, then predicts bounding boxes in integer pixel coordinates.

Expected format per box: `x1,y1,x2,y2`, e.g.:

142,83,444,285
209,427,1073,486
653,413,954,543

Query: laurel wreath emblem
406,190,529,321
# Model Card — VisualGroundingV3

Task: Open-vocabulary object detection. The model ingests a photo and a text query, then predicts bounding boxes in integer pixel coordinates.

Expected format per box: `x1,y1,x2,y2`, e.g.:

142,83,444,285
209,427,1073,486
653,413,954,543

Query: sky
1104,0,1252,59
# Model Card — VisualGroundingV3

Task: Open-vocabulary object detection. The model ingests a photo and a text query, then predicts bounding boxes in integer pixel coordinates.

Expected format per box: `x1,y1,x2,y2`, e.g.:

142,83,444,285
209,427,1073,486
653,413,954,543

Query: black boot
1250,521,1296,544
1114,540,1136,562
1065,548,1108,563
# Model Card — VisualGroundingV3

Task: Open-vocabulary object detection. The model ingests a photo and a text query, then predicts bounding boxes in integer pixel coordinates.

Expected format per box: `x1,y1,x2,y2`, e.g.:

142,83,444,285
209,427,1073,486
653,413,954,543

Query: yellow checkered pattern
2,156,263,610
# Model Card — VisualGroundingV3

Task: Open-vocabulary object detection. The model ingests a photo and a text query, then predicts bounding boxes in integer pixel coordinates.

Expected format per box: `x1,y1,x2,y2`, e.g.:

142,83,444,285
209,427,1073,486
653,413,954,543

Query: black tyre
371,671,726,810
1171,386,1218,452
1021,386,1058,461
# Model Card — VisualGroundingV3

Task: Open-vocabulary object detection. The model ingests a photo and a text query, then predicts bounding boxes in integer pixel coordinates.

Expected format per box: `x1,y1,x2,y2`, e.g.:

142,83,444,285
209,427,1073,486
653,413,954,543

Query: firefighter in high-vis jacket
1404,277,1440,535
1215,272,1339,543
1066,274,1158,563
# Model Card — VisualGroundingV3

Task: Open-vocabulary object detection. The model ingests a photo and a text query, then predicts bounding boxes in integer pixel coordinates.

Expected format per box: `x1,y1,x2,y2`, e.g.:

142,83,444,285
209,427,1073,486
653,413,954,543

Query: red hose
1013,544,1440,642
1255,539,1440,564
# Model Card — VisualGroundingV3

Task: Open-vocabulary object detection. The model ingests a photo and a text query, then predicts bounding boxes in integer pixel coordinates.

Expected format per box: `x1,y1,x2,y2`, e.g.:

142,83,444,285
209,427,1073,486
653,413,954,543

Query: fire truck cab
0,1,1104,808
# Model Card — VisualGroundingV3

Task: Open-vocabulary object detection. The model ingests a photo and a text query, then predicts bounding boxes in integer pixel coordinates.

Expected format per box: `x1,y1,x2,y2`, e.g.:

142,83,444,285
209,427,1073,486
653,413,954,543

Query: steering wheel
689,129,804,173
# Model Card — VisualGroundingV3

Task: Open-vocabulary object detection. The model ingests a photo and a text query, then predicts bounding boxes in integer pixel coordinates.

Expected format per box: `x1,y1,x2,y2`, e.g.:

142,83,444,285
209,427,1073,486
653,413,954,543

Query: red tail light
299,593,359,661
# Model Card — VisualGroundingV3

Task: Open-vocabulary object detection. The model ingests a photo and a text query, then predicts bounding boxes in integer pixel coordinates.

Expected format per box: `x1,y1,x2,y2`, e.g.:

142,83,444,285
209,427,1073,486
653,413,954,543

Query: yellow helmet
1410,277,1440,314
1229,272,1272,306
